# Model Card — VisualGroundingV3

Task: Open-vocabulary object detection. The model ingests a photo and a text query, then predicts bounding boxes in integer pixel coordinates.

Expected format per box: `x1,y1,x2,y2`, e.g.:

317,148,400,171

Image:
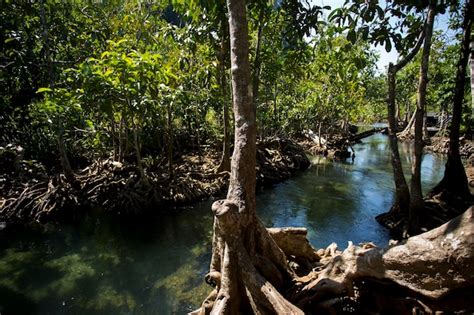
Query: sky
311,0,454,72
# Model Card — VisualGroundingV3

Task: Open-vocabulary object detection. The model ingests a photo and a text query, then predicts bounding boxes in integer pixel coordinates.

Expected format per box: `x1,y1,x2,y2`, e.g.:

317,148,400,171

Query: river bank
1,138,309,224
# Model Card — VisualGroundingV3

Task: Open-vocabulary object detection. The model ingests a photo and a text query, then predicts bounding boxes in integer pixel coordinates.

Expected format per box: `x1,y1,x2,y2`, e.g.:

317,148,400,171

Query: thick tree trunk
430,0,472,199
225,0,255,213
409,2,436,235
195,0,304,313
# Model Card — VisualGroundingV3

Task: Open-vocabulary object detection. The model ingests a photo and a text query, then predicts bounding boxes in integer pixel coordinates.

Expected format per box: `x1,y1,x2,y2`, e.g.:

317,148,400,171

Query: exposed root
195,207,474,314
193,199,303,314
1,138,309,223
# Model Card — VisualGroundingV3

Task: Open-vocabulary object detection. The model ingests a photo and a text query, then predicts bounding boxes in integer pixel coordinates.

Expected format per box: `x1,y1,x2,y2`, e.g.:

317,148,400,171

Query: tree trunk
167,104,174,180
195,0,304,313
385,65,411,214
439,107,446,132
376,29,425,234
395,99,400,124
218,19,231,173
400,110,416,137
110,115,119,161
409,1,436,235
57,129,75,184
430,0,472,199
133,126,146,182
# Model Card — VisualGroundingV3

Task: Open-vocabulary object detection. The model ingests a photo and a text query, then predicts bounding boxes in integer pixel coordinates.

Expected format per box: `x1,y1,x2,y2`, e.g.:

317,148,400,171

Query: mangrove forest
1,0,473,314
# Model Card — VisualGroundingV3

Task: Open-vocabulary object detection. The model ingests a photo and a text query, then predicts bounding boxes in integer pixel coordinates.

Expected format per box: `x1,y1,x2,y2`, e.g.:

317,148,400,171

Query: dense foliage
0,0,468,175
1,0,384,168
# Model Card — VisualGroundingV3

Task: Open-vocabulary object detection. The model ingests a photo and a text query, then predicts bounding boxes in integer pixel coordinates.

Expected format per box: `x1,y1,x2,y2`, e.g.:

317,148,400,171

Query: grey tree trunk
194,0,304,313
226,0,256,213
409,1,436,234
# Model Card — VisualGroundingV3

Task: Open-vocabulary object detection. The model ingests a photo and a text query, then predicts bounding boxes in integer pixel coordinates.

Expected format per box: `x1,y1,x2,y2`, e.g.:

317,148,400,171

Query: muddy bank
1,138,309,224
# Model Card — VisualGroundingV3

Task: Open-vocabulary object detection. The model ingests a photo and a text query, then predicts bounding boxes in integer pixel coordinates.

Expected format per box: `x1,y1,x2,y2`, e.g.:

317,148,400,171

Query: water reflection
0,134,446,314
259,134,445,248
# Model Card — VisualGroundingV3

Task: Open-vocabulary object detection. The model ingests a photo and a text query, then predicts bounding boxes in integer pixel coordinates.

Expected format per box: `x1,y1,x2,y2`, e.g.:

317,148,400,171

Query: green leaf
347,29,356,43
37,87,53,93
385,38,392,52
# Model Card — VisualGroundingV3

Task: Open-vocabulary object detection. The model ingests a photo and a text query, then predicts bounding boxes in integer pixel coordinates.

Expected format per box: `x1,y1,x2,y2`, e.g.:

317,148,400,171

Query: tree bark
195,0,304,313
226,0,256,213
218,18,231,173
409,1,436,235
430,0,472,199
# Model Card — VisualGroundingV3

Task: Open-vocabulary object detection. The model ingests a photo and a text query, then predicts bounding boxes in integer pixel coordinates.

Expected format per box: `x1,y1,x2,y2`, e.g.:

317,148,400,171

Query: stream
0,134,446,314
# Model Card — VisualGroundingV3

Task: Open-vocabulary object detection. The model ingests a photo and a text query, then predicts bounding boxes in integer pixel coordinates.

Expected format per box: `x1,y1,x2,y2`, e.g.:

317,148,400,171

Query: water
0,134,446,314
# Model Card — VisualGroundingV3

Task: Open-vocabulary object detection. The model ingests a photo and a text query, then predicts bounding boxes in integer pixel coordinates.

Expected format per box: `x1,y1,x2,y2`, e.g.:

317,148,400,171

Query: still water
0,134,446,314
